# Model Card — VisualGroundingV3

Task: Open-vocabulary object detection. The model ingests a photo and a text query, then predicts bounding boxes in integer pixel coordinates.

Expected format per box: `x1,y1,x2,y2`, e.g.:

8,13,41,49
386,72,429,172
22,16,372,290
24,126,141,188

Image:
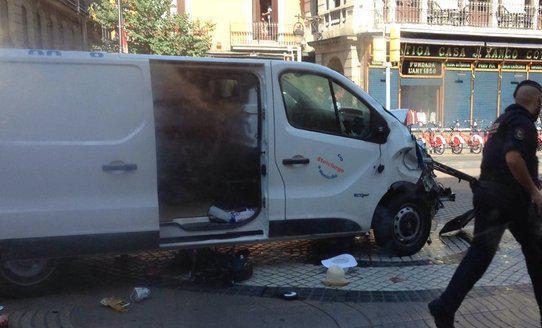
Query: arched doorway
327,57,344,75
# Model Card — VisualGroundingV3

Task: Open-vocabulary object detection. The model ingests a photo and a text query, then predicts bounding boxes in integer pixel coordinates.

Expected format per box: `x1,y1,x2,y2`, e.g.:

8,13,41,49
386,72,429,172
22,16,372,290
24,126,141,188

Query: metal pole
117,0,122,53
297,46,302,62
385,61,391,110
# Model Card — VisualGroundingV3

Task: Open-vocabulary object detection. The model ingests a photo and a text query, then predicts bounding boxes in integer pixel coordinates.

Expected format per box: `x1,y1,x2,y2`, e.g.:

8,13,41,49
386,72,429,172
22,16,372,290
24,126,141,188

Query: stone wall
0,0,91,50
312,35,370,89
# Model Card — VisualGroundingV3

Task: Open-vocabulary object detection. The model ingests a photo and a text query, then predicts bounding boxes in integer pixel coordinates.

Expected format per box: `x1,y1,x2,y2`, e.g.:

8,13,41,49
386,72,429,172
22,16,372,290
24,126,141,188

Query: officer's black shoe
428,299,455,328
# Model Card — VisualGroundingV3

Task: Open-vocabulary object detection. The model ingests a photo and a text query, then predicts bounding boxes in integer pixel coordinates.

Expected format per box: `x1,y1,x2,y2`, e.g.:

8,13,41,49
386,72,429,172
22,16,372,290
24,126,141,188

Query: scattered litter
321,254,358,270
322,265,349,287
130,287,151,303
208,206,256,223
0,314,8,328
390,276,406,283
100,297,130,312
282,291,298,300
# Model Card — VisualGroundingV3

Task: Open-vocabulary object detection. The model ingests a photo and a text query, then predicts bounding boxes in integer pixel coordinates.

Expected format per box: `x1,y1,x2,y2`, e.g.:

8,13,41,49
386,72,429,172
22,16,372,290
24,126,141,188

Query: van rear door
0,53,158,259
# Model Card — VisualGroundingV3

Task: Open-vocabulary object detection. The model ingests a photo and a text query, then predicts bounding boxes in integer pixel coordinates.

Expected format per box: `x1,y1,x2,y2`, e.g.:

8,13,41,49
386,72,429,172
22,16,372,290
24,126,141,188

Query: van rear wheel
373,193,431,256
0,258,58,295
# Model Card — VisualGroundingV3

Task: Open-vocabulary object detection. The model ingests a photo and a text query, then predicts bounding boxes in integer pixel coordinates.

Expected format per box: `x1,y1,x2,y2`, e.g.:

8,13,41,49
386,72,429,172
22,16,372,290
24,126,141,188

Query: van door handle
102,162,138,172
282,157,310,165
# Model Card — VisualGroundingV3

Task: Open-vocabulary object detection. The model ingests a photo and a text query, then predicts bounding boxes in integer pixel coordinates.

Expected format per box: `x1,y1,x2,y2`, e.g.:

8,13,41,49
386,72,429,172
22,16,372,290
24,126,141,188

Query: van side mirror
373,124,390,144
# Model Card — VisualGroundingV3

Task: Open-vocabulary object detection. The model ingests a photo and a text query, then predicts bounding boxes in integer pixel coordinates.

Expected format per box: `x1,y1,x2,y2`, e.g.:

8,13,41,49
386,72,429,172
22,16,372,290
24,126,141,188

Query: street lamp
292,20,304,62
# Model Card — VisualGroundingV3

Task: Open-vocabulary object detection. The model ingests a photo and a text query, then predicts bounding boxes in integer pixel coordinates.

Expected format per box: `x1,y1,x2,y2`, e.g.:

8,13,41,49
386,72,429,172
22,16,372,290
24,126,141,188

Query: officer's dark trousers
439,181,542,320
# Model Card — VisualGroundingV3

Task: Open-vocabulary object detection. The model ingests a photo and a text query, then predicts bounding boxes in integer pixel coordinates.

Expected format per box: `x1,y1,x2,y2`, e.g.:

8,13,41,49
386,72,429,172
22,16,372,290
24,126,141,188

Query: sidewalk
2,283,540,328
1,178,540,327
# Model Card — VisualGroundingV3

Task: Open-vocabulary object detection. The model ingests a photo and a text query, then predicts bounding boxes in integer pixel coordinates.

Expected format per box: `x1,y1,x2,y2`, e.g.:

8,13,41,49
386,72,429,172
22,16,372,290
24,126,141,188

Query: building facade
174,0,313,60
0,0,95,51
310,0,542,127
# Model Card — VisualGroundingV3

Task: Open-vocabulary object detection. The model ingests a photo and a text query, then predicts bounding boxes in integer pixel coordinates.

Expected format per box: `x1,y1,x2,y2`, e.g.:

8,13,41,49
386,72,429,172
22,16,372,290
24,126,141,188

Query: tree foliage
89,0,215,56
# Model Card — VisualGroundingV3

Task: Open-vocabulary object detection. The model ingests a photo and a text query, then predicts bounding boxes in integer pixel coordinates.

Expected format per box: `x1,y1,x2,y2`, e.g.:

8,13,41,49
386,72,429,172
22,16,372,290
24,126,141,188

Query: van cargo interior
150,61,261,222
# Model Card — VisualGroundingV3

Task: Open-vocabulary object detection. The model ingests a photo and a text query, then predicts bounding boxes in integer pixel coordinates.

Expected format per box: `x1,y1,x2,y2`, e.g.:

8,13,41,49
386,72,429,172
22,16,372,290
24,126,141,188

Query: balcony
318,0,542,38
230,22,298,50
59,0,90,14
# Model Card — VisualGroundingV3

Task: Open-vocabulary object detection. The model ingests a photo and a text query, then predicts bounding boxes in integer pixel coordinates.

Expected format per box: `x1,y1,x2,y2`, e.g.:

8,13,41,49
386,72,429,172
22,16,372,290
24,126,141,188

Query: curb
7,306,74,328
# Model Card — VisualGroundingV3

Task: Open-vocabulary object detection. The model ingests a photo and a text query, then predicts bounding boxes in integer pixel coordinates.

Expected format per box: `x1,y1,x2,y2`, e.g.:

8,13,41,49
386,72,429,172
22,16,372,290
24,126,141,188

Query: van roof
0,48,324,70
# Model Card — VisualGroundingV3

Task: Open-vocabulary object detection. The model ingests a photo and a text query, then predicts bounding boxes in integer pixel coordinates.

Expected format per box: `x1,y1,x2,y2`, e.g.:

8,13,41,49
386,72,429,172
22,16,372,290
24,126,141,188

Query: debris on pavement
321,253,358,270
130,287,151,303
322,265,349,287
282,291,298,300
100,298,130,312
390,276,406,283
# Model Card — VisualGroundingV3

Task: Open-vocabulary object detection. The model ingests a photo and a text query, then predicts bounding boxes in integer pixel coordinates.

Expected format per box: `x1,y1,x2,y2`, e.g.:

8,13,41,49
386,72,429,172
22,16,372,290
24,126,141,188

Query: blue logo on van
318,165,338,179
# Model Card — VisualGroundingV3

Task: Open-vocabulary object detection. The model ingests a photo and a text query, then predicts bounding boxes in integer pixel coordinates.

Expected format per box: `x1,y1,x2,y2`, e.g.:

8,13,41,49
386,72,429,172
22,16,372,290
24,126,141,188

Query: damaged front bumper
415,140,478,234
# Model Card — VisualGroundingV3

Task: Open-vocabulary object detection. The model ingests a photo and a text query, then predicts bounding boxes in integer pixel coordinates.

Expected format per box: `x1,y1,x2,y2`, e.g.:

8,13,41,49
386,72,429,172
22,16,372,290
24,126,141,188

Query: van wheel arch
0,257,61,296
371,182,432,256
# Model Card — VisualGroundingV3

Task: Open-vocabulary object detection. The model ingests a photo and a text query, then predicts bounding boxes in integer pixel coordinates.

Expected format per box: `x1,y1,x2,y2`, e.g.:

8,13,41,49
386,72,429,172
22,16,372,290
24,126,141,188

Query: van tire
0,258,59,296
373,193,431,256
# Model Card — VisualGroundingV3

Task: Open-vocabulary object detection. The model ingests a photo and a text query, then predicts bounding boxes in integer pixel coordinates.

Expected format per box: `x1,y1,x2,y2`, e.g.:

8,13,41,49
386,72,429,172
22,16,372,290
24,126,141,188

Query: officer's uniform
437,104,542,322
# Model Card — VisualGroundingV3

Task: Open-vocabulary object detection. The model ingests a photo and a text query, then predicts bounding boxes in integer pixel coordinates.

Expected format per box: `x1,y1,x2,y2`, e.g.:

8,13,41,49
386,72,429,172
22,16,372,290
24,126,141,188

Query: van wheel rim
3,259,49,278
393,206,421,244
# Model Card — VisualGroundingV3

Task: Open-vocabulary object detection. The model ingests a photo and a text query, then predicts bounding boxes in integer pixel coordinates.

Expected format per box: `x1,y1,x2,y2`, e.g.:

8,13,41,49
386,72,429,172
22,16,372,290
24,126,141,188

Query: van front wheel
373,194,431,256
0,258,58,295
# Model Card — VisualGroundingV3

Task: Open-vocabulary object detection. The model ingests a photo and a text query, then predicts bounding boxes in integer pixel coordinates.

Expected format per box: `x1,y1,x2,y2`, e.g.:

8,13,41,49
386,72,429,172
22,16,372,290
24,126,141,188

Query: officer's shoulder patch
514,128,525,140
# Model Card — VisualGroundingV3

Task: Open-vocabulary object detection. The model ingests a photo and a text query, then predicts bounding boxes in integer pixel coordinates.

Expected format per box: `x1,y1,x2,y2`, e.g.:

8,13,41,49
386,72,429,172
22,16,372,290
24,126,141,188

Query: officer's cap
513,80,542,98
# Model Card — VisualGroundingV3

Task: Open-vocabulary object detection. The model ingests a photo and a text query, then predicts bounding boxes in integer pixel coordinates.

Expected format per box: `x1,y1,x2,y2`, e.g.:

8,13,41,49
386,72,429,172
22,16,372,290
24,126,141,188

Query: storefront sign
402,44,480,59
401,61,442,76
530,64,542,71
445,62,471,69
475,63,498,70
502,64,527,71
401,43,542,61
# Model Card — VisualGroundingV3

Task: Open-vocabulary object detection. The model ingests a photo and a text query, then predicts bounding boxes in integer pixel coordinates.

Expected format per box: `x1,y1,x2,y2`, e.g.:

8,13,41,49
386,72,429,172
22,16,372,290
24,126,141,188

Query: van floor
159,200,214,222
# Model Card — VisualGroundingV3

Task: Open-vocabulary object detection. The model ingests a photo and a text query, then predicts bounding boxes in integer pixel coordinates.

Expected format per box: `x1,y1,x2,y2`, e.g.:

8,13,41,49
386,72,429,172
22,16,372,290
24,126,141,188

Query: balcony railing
59,0,89,14
230,22,298,48
392,1,539,29
323,0,542,33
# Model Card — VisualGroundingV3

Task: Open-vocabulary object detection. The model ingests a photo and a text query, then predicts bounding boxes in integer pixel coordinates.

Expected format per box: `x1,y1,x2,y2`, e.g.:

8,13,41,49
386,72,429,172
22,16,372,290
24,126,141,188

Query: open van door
150,59,269,248
271,61,390,236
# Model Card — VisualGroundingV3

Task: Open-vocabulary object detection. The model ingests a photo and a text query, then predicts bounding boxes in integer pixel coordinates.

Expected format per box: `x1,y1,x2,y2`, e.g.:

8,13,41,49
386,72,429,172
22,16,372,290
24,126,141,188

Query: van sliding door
150,61,263,228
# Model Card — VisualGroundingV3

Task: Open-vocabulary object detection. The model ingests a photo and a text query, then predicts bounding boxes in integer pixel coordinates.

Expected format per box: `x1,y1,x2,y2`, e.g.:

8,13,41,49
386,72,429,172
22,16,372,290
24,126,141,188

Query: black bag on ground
194,248,253,284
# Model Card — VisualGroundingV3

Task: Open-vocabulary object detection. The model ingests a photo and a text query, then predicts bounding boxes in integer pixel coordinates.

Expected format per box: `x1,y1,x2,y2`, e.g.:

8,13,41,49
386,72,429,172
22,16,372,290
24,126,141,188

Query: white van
0,49,445,289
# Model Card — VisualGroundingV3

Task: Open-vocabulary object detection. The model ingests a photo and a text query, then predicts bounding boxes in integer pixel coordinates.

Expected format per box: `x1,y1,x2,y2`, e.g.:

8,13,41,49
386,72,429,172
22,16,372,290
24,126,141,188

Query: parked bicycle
445,120,466,154
466,120,484,154
420,123,445,155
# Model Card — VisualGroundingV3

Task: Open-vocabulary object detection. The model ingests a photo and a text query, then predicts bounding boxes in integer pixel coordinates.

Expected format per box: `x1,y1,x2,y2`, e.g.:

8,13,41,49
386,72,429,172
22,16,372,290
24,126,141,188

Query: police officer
428,80,542,327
